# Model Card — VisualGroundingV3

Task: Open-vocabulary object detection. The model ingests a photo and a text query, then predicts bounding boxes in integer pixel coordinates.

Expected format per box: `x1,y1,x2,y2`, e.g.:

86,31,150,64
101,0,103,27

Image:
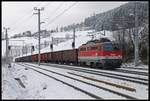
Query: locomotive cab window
103,43,121,51
103,43,113,51
113,43,120,50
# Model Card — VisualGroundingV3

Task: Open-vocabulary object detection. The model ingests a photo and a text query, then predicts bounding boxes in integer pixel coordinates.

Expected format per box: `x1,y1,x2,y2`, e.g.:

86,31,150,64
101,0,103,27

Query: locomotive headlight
95,53,98,56
118,55,121,59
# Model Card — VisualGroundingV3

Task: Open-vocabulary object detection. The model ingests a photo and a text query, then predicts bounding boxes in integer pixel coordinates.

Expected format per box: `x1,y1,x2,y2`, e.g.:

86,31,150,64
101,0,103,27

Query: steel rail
39,63,148,85
17,63,102,99
22,63,138,99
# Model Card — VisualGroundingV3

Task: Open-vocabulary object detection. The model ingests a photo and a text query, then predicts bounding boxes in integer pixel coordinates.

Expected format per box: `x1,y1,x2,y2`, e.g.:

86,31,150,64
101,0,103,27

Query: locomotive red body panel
79,50,122,57
78,42,122,67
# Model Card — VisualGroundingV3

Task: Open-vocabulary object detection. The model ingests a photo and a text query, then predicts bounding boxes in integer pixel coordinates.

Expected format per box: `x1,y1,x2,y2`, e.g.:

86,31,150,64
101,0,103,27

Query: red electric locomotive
78,38,122,68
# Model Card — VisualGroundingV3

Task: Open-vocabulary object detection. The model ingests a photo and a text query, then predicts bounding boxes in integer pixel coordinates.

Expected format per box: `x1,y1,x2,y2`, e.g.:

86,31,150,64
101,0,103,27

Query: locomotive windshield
113,43,120,50
103,43,113,51
103,43,120,51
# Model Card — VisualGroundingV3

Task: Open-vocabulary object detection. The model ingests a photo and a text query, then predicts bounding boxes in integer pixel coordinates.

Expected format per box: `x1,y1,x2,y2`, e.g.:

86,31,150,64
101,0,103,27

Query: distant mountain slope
84,1,148,31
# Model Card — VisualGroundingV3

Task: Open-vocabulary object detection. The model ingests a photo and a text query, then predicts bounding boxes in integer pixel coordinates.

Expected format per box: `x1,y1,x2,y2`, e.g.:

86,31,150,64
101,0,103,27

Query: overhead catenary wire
10,14,34,32
9,3,51,34
6,2,77,36
43,3,64,22
8,10,34,28
45,2,78,27
34,2,64,31
8,3,43,33
32,2,52,33
22,3,51,30
44,2,78,28
43,2,51,8
9,3,42,28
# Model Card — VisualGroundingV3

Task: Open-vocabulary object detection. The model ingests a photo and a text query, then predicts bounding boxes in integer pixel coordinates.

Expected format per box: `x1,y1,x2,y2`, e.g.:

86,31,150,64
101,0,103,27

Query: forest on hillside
62,1,149,64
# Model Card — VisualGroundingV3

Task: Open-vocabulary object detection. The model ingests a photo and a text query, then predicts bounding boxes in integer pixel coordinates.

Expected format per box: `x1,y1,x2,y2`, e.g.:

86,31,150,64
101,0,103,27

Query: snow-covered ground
2,63,94,99
2,62,148,99
122,62,148,69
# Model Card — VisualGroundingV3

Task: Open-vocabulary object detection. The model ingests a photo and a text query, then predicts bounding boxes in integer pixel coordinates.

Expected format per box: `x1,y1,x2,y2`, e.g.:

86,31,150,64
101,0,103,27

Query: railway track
122,66,148,71
56,63,148,76
37,63,148,85
111,69,148,76
17,63,138,99
67,72,136,92
17,63,102,99
39,62,148,77
82,65,148,76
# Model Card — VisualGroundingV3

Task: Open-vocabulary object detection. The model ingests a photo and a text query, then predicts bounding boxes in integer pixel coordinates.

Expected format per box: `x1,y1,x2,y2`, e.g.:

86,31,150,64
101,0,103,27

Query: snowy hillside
2,30,115,58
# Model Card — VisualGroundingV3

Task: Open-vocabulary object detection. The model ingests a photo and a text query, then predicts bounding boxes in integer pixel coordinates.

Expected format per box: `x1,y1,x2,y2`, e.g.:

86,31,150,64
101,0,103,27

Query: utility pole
134,2,139,66
104,28,105,36
34,7,44,66
50,37,53,51
31,45,33,56
22,41,25,57
93,12,96,30
3,27,10,65
72,27,75,49
122,28,125,62
26,45,27,56
103,21,105,36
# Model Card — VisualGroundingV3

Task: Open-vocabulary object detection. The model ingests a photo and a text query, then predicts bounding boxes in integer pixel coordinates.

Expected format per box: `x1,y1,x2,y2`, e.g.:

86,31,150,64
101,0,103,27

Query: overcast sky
2,1,128,37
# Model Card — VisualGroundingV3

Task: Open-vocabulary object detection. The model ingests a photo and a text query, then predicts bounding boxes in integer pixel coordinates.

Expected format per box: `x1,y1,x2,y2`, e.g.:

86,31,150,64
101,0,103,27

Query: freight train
15,38,122,68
